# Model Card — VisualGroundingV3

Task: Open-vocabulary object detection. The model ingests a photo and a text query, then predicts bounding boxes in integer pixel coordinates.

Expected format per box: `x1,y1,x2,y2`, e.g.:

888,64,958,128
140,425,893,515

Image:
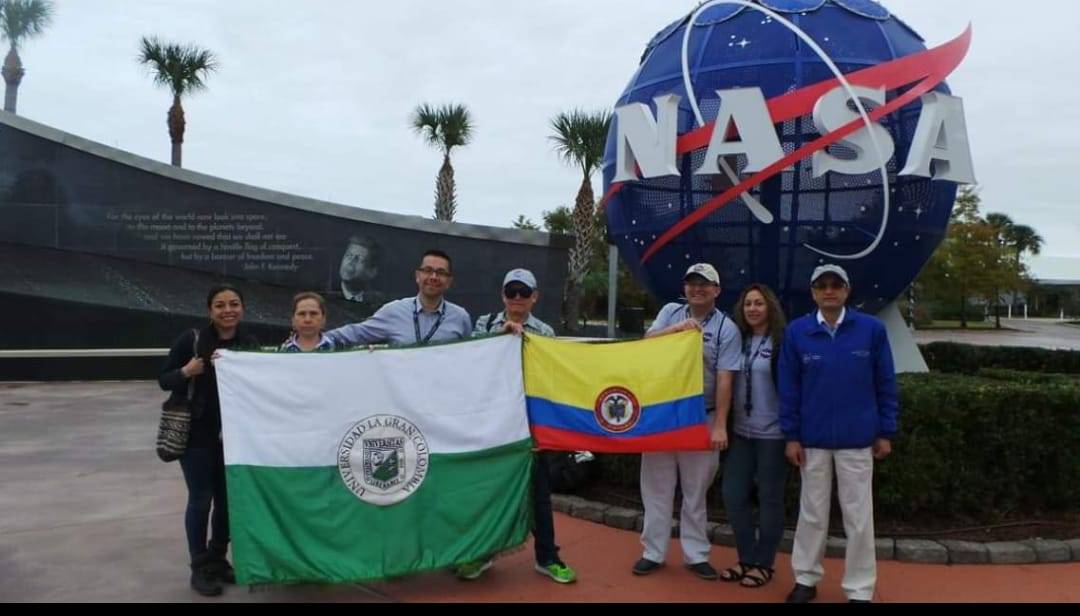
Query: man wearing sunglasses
473,268,556,337
326,249,472,347
456,269,577,585
778,264,899,604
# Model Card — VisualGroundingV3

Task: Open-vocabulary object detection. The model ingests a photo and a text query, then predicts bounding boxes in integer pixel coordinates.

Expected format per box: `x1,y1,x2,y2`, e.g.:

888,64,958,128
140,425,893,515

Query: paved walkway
915,318,1080,350
2,381,1078,602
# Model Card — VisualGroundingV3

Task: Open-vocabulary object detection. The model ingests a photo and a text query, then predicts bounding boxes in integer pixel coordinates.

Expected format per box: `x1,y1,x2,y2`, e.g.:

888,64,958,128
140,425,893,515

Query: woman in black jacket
159,284,259,597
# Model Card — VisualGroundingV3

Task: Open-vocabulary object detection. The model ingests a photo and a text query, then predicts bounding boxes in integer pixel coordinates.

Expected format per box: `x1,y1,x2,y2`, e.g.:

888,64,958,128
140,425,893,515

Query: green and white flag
215,335,533,585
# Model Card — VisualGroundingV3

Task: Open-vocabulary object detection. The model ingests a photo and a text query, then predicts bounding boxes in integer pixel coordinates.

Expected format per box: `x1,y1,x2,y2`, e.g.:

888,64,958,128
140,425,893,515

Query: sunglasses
504,285,535,299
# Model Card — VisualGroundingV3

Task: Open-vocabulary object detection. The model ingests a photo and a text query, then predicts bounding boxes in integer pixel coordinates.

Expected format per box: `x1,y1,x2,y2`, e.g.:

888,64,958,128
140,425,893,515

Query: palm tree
410,103,473,221
511,214,540,231
983,212,1015,327
1009,224,1044,264
0,0,53,114
138,36,217,167
550,109,612,333
985,213,1013,239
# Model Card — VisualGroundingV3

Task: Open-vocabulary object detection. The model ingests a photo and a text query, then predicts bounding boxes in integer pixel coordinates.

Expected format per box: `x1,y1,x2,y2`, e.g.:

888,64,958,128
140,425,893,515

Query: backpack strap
712,311,728,370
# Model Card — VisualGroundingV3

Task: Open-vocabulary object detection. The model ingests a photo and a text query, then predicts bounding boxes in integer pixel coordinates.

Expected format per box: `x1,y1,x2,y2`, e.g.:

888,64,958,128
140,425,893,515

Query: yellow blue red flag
523,331,711,453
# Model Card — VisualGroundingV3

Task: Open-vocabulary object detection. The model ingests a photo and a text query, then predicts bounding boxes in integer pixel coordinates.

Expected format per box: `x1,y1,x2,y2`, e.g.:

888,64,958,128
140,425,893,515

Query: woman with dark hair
719,283,789,589
281,292,334,352
158,285,259,597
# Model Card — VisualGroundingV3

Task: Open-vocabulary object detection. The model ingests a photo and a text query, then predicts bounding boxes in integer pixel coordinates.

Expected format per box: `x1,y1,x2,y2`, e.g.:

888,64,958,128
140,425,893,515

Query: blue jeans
721,435,788,569
179,446,229,561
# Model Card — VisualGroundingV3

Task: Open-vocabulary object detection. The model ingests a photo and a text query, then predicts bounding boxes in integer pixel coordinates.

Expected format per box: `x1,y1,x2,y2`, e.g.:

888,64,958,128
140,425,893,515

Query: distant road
915,319,1080,350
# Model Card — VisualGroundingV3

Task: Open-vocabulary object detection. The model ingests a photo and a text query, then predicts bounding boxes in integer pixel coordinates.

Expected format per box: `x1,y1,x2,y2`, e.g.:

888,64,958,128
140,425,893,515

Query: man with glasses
326,249,472,347
633,263,742,581
473,269,555,337
778,265,899,604
455,269,577,584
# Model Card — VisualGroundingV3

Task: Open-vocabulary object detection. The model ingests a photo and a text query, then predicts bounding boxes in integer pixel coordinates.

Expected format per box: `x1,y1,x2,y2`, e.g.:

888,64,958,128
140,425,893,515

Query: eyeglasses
812,281,848,291
417,267,452,278
504,285,534,299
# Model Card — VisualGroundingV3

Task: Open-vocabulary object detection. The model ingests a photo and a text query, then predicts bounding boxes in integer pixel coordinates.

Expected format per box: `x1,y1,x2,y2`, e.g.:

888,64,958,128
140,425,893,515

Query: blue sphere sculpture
602,0,961,318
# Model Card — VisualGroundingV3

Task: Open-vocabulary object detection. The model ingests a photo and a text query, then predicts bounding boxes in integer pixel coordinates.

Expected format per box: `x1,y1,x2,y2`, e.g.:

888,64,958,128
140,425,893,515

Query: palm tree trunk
569,176,597,282
563,278,582,334
168,95,185,167
2,47,24,114
562,177,597,334
959,288,967,329
434,154,457,221
994,290,1001,329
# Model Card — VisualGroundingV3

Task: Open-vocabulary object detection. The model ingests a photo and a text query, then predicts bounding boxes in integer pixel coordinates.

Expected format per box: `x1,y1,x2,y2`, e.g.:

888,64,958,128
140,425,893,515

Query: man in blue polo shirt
779,264,899,604
633,263,743,581
326,249,472,348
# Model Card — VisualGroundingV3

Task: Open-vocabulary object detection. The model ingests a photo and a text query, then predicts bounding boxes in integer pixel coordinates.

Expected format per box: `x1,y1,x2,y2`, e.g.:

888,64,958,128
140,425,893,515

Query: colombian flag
523,331,712,453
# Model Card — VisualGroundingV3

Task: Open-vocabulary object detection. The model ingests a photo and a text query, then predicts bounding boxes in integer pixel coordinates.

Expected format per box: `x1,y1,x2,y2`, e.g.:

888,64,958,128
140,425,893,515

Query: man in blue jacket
778,265,898,604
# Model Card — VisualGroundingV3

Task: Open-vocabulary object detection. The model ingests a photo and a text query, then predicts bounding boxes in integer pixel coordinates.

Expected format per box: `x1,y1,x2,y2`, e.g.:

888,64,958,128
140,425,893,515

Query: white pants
639,449,719,565
792,447,876,601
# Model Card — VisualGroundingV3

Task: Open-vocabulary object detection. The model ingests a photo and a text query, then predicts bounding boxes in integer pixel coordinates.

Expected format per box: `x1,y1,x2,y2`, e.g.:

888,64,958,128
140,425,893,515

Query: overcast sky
13,1,1080,278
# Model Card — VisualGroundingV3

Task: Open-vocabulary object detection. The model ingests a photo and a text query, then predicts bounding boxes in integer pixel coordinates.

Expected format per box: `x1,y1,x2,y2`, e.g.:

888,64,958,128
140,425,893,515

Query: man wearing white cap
455,269,577,585
779,265,899,603
473,268,556,337
633,263,743,580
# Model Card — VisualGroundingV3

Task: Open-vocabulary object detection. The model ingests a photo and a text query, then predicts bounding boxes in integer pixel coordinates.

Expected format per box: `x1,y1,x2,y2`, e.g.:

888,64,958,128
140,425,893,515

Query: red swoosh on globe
600,26,972,264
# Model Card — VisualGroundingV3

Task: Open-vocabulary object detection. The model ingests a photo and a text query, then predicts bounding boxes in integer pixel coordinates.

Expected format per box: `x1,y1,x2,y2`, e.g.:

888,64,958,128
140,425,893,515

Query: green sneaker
455,559,493,580
535,561,577,584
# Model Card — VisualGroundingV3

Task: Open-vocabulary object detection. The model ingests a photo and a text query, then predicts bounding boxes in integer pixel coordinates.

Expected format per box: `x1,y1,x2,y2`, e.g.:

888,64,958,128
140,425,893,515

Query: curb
551,494,1080,565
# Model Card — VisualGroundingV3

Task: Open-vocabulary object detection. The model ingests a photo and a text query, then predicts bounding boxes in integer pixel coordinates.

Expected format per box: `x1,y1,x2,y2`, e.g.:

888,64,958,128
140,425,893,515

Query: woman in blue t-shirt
719,283,788,589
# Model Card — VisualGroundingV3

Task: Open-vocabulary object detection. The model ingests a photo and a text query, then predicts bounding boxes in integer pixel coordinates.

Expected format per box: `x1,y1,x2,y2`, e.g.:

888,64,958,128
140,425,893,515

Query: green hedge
920,341,1080,374
590,371,1080,522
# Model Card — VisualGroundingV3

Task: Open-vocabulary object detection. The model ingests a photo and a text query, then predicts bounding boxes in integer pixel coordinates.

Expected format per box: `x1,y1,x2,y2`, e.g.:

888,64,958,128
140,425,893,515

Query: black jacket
159,325,260,449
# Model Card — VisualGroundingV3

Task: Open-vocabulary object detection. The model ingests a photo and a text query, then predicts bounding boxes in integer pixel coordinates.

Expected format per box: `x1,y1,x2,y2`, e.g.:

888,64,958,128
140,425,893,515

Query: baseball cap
683,263,720,285
810,264,850,286
503,268,538,290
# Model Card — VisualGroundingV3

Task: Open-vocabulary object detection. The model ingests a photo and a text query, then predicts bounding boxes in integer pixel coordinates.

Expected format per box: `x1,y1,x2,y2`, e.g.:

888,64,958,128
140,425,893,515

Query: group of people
159,249,898,603
159,250,574,596
633,261,898,604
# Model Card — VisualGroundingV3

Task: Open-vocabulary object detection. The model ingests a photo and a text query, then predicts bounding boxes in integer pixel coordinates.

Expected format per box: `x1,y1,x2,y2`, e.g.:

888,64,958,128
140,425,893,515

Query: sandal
719,562,751,583
740,565,774,588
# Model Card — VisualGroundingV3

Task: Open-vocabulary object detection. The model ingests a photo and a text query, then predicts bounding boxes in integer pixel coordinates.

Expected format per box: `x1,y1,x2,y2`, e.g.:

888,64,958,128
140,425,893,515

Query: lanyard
743,335,770,416
684,306,717,328
413,299,446,345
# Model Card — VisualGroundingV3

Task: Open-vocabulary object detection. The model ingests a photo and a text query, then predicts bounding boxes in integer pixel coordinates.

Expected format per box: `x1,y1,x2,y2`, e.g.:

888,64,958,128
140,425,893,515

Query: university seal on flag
593,387,641,434
337,415,430,506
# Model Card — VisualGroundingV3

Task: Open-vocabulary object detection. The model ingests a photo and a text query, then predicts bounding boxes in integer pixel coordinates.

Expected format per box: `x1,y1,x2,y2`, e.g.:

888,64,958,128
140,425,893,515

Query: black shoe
208,544,235,584
190,555,224,597
207,557,236,584
686,561,719,580
632,558,664,576
785,583,817,603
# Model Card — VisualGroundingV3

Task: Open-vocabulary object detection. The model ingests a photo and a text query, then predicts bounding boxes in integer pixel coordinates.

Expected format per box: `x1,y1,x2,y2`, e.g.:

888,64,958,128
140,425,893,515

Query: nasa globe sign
602,0,975,317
